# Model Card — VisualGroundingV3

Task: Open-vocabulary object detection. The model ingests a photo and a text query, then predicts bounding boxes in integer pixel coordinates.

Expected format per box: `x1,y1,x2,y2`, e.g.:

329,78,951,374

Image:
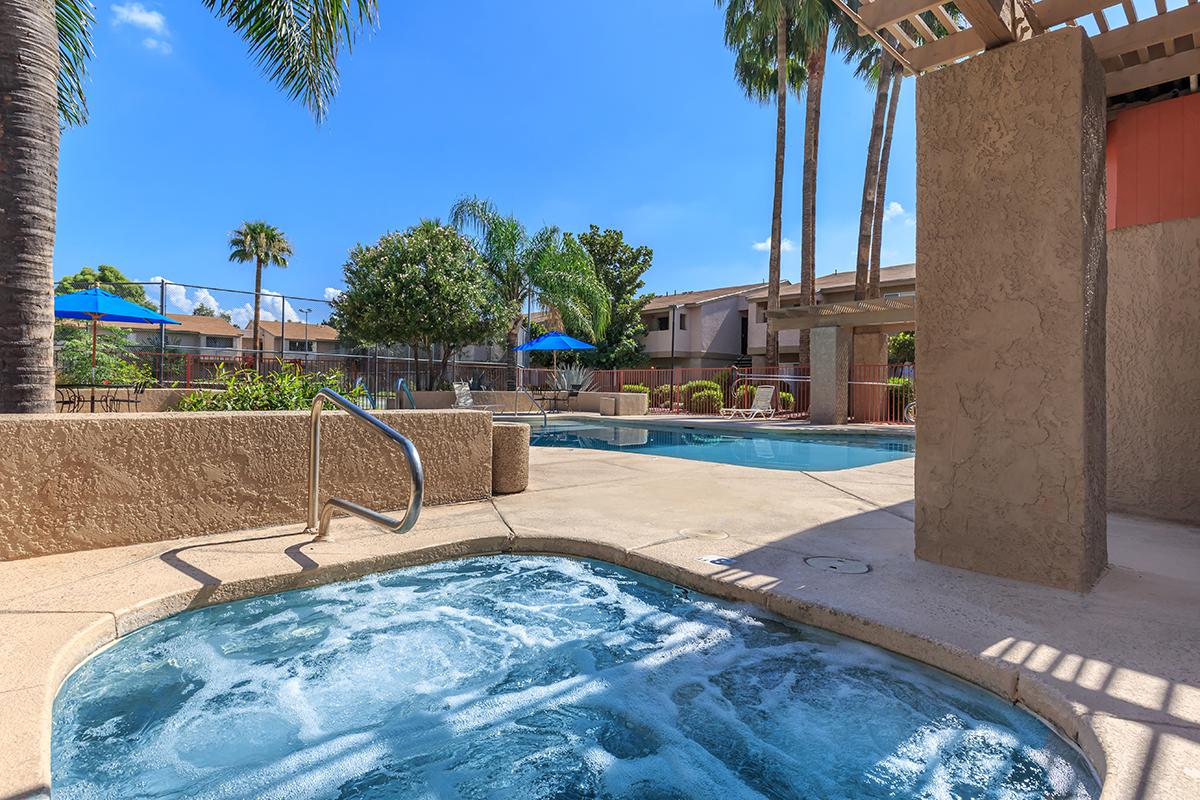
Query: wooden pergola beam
1091,4,1200,62
906,27,987,70
1106,46,1200,94
858,0,946,32
1033,0,1107,28
956,0,1016,47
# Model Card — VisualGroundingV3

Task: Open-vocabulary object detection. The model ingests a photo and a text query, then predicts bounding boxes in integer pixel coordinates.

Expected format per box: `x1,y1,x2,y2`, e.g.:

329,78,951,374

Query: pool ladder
304,387,424,540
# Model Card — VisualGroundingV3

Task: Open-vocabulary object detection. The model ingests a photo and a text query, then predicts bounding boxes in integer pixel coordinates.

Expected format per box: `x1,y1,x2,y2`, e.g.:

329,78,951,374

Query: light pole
298,307,312,362
669,303,679,412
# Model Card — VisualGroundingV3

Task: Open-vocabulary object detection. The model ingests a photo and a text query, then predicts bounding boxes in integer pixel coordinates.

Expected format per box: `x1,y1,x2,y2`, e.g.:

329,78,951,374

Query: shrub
886,377,914,404
175,363,366,411
779,390,794,411
888,331,915,364
734,384,756,406
56,324,155,386
621,383,650,396
652,384,677,408
684,388,723,414
680,379,721,402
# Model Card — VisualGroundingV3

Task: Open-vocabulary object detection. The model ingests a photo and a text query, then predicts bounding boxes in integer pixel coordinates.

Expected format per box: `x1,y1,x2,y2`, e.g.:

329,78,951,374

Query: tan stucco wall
492,422,530,494
1107,216,1200,523
56,387,203,414
914,28,1108,592
810,326,850,424
0,410,497,561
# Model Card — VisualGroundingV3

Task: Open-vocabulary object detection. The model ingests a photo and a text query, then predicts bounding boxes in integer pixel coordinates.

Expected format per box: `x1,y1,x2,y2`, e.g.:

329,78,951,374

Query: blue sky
55,1,916,326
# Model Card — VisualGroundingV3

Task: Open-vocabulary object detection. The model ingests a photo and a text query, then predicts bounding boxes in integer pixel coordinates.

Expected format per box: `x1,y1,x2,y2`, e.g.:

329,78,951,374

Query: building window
288,340,315,352
205,336,234,349
655,316,670,331
757,305,767,324
884,290,916,299
678,313,687,331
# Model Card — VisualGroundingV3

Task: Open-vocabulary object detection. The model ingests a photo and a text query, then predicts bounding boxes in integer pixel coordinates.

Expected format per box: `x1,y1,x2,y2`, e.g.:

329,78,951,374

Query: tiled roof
117,314,244,337
642,282,772,312
747,263,916,301
246,322,340,342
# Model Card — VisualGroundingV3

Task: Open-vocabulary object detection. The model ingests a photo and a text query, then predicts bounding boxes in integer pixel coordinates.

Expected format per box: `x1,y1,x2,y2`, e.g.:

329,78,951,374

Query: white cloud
145,277,302,329
882,201,906,222
323,287,343,302
752,237,794,252
142,37,172,55
113,3,168,35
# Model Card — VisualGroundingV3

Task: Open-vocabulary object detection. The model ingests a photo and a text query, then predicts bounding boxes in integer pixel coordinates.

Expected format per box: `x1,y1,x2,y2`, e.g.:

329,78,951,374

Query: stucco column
851,330,888,422
809,326,850,425
914,27,1107,592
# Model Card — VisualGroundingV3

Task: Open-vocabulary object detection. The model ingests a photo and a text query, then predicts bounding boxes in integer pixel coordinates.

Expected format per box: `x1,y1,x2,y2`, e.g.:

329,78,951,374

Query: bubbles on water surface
53,556,1099,800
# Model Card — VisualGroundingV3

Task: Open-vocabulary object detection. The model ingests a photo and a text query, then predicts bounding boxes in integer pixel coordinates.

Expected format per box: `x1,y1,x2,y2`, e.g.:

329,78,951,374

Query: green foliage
680,379,721,401
720,0,809,105
331,221,512,389
573,226,653,369
779,390,795,410
228,221,293,272
551,364,596,392
175,363,364,412
734,384,756,405
888,331,915,364
55,264,155,309
886,376,914,402
55,324,154,385
652,384,676,408
621,384,650,396
685,388,724,414
57,0,378,127
450,196,610,351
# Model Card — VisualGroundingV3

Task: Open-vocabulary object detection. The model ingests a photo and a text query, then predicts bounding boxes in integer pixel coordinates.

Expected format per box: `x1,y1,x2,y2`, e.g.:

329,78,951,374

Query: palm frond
56,0,95,128
201,0,378,122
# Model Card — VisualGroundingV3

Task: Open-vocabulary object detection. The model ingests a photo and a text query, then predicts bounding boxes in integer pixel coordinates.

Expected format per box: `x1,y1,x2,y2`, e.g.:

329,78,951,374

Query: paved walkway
1,447,1196,799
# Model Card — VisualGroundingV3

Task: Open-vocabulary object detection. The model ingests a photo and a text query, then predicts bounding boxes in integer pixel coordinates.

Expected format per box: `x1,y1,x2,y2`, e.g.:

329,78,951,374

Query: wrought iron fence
848,363,914,424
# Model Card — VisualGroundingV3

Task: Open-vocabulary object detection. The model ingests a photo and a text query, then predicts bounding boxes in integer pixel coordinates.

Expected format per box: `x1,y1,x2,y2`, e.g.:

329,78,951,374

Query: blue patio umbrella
54,288,179,385
513,330,595,370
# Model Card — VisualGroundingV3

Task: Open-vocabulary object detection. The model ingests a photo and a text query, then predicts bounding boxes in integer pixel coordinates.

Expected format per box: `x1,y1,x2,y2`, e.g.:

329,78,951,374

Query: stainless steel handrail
304,387,424,540
514,386,548,425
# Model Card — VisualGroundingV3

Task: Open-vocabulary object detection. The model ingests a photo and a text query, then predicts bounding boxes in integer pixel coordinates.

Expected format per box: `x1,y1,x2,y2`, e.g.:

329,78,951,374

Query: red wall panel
1107,92,1200,230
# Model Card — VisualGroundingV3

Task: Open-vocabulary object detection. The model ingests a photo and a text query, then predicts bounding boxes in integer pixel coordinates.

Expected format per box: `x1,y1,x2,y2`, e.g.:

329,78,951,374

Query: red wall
1106,92,1200,230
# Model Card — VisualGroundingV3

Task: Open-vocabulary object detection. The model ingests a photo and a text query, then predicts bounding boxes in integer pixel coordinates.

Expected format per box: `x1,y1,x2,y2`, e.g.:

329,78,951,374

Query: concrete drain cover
680,528,729,540
804,556,871,574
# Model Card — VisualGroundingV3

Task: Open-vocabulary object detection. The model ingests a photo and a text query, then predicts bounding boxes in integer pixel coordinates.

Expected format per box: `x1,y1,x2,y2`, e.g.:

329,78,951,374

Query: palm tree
795,0,834,366
449,196,610,389
228,221,293,366
868,62,903,298
0,1,377,413
719,0,805,367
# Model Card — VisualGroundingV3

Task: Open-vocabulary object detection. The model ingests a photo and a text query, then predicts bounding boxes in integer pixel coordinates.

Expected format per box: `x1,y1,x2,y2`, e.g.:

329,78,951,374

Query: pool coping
2,449,1195,799
504,412,917,439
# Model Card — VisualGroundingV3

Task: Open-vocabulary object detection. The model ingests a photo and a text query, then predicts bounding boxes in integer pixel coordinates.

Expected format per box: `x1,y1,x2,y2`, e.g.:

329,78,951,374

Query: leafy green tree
888,330,915,364
450,196,609,388
575,226,653,369
193,303,234,323
55,324,153,385
55,264,155,309
331,221,513,390
1,1,378,413
228,221,293,363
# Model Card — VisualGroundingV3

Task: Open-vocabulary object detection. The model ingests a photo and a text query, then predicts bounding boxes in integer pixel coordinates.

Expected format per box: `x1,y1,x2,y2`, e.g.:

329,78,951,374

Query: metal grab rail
514,386,548,425
305,387,424,540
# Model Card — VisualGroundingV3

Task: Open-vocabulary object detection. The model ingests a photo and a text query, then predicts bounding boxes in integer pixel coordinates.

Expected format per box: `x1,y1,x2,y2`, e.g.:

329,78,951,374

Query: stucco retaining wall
55,387,209,413
0,409,501,561
408,390,648,416
1107,216,1200,524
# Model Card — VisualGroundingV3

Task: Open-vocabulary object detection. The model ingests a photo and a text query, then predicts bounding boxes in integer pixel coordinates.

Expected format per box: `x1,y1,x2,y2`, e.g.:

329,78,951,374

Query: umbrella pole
90,315,98,413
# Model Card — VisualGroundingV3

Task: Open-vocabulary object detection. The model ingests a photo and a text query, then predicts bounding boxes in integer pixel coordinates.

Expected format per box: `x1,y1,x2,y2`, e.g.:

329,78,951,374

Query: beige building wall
914,28,1108,592
0,410,501,561
1107,216,1200,524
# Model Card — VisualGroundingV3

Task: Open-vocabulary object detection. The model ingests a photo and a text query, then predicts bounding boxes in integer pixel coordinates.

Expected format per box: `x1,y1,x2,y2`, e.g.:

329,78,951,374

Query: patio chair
451,381,504,413
721,385,776,420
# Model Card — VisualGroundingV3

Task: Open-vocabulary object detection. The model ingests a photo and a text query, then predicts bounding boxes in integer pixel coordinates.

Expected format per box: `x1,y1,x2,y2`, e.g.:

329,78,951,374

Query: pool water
53,557,1097,799
524,418,914,472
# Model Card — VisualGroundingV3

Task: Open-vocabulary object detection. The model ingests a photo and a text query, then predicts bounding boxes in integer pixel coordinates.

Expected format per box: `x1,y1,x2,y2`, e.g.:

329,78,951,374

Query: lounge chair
452,381,504,413
721,385,776,420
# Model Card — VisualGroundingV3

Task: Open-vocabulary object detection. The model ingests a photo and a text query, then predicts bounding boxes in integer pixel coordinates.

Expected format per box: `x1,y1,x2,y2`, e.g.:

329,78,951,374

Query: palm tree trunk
765,9,789,368
0,0,60,413
252,258,264,370
797,23,828,367
855,62,890,301
869,65,903,299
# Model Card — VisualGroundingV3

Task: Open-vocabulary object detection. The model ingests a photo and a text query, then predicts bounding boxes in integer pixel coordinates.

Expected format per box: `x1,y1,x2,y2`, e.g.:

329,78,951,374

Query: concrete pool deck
1,446,1196,799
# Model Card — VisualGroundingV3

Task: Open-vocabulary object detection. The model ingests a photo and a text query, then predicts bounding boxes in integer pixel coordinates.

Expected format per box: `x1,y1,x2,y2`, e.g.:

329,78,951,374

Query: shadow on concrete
158,530,318,609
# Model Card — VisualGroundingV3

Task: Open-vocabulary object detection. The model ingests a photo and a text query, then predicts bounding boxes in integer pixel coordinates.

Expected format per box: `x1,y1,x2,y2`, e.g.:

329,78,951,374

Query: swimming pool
522,418,914,471
53,556,1097,799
